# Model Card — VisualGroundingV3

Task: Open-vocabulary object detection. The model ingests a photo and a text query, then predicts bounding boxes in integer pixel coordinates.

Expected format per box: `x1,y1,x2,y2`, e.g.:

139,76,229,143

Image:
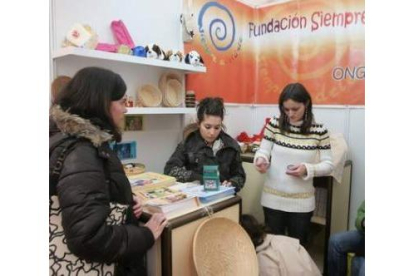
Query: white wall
51,0,184,52
51,0,187,173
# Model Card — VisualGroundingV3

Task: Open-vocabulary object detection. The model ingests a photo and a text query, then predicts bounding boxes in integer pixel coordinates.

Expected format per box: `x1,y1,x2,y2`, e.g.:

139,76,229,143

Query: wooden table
142,196,242,276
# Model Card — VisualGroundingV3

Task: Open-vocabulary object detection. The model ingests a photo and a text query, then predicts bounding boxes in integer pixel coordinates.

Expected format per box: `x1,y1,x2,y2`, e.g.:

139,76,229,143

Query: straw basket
163,79,184,107
158,71,182,94
123,163,146,177
192,217,259,276
137,84,162,107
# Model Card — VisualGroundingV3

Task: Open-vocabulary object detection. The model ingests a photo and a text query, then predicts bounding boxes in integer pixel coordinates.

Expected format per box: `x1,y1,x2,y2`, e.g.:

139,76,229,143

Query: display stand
141,196,241,276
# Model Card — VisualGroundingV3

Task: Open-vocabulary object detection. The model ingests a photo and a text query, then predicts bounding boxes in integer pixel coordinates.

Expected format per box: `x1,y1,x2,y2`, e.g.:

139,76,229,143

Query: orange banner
185,0,365,105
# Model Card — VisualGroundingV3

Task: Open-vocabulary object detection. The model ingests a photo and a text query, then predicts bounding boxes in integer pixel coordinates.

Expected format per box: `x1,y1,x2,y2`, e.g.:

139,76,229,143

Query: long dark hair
278,83,313,134
54,67,126,142
196,97,226,131
240,214,267,247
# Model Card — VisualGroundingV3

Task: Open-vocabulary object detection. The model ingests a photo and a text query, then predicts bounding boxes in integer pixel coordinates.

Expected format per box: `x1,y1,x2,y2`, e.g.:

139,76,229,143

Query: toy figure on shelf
184,51,204,66
165,50,184,62
132,46,147,57
145,44,166,60
62,23,98,49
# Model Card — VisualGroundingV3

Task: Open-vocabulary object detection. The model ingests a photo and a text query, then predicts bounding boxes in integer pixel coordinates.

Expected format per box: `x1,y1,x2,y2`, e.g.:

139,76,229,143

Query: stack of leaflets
137,186,199,217
128,172,176,193
182,185,236,204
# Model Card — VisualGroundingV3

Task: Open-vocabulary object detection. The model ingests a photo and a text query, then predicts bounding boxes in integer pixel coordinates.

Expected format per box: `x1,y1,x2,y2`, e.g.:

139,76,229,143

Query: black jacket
164,130,246,192
49,106,154,276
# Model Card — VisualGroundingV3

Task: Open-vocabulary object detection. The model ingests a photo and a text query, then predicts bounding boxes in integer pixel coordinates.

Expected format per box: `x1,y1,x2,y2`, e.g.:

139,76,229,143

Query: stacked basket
136,84,163,107
158,71,184,107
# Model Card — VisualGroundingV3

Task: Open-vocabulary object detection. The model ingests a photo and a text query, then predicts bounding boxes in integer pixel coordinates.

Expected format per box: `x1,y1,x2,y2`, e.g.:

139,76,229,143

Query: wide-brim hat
137,84,162,107
193,217,259,276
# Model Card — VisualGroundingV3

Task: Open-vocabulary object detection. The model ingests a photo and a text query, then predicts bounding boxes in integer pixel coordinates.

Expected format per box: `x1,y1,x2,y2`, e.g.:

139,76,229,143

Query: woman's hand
255,157,269,174
222,180,232,187
285,164,307,177
145,213,168,240
132,196,143,219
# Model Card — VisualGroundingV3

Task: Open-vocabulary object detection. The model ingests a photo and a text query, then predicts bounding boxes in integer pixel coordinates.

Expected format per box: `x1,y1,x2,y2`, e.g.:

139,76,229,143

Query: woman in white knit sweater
254,83,333,246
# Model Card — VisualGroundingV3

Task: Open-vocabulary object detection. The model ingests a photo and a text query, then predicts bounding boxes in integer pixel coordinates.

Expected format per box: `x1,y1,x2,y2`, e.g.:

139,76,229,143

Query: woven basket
137,84,162,107
163,79,184,107
193,217,259,276
123,163,146,177
159,71,182,94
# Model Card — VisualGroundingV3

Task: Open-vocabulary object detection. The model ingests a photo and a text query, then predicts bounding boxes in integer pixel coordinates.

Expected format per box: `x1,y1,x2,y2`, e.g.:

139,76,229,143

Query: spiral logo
198,2,235,51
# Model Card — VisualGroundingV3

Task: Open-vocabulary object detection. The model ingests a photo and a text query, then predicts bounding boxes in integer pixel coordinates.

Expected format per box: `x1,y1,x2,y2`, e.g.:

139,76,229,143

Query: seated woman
241,214,321,276
164,97,246,192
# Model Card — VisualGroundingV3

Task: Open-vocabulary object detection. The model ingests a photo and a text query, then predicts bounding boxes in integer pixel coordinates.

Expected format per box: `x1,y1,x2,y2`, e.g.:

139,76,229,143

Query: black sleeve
228,149,246,192
57,145,155,263
164,142,202,182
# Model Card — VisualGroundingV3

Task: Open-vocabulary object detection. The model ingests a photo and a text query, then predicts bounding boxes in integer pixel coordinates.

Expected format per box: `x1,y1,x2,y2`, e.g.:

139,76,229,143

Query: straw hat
137,84,162,107
158,71,182,94
193,217,259,276
163,79,184,107
51,76,71,102
123,162,146,177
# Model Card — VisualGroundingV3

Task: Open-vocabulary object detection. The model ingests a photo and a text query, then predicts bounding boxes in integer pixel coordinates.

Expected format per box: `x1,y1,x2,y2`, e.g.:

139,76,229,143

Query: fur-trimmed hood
49,105,113,147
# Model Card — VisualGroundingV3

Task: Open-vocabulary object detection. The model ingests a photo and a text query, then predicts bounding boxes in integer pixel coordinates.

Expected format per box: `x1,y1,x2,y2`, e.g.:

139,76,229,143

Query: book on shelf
129,172,176,193
182,185,236,204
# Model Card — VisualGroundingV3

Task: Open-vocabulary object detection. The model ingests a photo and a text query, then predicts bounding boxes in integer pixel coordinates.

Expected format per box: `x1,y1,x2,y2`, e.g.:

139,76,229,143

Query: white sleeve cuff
301,163,314,181
254,151,269,165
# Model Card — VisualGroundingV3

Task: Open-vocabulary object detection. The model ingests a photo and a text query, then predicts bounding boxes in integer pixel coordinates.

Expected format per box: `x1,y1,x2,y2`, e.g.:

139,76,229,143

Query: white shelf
52,47,207,74
126,107,196,115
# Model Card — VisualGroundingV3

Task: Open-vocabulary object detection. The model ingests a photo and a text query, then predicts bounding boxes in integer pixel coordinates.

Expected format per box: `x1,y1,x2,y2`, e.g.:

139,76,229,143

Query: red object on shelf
236,132,253,143
256,117,271,141
111,20,135,49
236,117,270,143
96,43,119,53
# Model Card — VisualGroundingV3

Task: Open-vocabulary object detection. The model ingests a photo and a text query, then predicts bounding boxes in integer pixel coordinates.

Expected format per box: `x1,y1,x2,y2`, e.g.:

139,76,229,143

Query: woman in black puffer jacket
49,67,167,276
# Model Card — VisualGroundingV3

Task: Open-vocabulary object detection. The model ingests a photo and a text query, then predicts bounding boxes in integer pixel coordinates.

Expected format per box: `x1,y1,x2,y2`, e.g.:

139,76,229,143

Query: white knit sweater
254,117,334,213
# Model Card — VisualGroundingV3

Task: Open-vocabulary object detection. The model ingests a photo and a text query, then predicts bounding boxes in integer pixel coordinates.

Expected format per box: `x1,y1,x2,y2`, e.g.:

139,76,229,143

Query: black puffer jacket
49,106,154,276
164,129,246,192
